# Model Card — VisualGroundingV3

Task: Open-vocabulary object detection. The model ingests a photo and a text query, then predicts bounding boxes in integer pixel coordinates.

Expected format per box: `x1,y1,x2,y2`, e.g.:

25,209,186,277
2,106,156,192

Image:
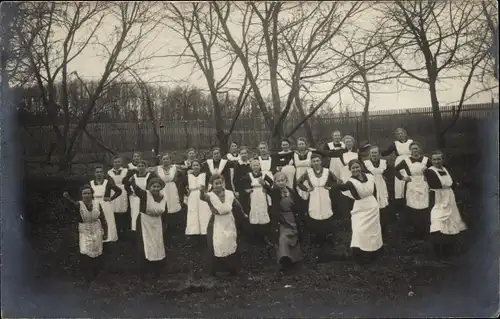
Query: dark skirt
431,231,457,259
306,213,335,238
403,206,431,239
114,212,130,235
351,247,383,265
249,222,271,243
277,221,302,265
79,254,104,281
206,214,241,275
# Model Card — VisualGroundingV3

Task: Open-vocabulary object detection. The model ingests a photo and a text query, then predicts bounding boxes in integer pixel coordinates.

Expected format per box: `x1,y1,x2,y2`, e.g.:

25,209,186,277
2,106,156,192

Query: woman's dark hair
431,150,444,159
209,173,225,185
147,177,165,190
80,183,94,194
311,153,322,161
409,141,422,150
348,159,363,169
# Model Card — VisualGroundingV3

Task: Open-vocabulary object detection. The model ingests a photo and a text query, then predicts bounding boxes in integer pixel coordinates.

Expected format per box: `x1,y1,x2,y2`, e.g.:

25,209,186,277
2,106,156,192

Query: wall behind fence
20,103,498,157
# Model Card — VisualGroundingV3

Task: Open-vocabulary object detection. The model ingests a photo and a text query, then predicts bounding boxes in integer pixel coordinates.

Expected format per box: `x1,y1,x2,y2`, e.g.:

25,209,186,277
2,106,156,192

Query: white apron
78,201,104,258
258,156,273,176
428,167,467,235
394,139,413,199
157,165,182,214
248,173,271,224
107,168,129,213
207,159,228,190
91,180,117,242
294,152,312,200
327,141,346,179
364,160,389,209
207,191,237,257
349,175,383,252
279,152,295,189
404,157,429,210
307,168,334,220
227,153,241,162
185,173,211,235
130,173,150,231
339,151,359,197
141,192,166,261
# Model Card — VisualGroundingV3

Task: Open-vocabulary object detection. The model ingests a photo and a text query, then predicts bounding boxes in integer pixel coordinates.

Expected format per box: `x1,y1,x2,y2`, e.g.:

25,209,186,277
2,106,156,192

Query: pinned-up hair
431,150,444,159
273,171,288,183
136,159,148,167
80,183,94,193
258,141,268,148
239,146,248,153
343,135,355,143
212,146,221,153
147,177,165,190
311,152,322,161
186,148,196,154
409,141,422,150
297,137,307,144
348,159,363,169
281,138,291,145
94,163,105,171
209,173,225,185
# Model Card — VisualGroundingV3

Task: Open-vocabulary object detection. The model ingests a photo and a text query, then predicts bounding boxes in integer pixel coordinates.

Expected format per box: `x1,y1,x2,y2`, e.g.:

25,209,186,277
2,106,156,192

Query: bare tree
212,2,366,149
12,2,162,171
481,0,498,82
162,3,252,153
378,0,494,148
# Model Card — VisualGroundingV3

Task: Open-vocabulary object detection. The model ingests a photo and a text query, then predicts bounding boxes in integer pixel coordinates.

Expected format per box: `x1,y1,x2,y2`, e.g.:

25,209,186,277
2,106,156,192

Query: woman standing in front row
200,174,248,277
394,141,432,240
292,138,313,212
128,176,168,279
296,153,337,263
262,172,303,274
424,151,467,261
332,159,383,265
90,164,122,243
62,186,108,282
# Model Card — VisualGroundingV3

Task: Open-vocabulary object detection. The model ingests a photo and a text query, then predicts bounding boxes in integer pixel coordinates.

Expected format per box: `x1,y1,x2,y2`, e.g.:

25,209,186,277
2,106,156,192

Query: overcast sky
60,2,497,112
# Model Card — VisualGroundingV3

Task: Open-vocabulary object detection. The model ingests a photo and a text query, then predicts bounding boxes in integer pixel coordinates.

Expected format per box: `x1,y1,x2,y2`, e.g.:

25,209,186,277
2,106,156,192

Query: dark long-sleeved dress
272,151,295,188
262,183,303,266
90,177,122,242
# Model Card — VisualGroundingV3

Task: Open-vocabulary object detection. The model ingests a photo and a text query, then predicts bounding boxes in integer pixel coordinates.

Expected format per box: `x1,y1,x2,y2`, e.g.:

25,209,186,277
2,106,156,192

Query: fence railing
19,102,499,156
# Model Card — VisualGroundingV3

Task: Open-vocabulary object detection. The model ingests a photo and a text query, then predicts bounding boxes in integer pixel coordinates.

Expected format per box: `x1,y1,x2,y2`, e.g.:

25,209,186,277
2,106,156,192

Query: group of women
62,128,468,282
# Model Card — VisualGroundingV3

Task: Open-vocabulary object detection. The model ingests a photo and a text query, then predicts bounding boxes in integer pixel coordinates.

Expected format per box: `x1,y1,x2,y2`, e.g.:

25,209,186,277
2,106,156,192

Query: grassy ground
13,173,497,318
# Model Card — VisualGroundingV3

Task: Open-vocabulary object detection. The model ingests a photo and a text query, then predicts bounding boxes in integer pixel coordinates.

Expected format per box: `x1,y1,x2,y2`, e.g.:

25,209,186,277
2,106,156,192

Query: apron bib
208,191,238,257
207,159,228,190
294,152,312,200
327,141,346,179
248,173,271,224
278,152,295,189
185,173,211,235
307,168,334,220
349,176,383,252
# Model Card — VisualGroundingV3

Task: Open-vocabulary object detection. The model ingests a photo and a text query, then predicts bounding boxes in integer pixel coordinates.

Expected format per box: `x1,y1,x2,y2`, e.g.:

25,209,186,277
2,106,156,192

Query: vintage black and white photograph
1,1,499,317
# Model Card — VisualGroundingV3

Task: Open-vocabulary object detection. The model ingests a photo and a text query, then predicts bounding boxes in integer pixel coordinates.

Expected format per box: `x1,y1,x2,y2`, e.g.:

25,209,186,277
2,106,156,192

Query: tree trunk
429,80,446,148
216,130,229,154
361,71,371,143
293,96,316,148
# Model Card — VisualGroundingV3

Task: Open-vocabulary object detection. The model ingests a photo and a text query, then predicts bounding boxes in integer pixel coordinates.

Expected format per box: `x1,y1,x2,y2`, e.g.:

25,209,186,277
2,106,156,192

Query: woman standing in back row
381,128,413,211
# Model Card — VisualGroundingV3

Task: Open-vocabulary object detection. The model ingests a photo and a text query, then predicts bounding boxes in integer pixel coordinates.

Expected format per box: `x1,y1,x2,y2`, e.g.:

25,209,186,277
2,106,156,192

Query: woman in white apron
261,172,303,273
185,159,211,238
128,152,142,170
200,174,248,277
90,165,122,243
241,159,274,245
125,160,155,232
323,130,346,179
156,153,183,245
424,151,467,260
333,159,383,265
296,153,337,263
62,185,107,282
273,139,295,189
129,176,167,279
381,128,413,208
226,142,241,162
107,155,133,239
364,146,392,237
292,138,313,223
201,147,234,192
394,142,432,240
